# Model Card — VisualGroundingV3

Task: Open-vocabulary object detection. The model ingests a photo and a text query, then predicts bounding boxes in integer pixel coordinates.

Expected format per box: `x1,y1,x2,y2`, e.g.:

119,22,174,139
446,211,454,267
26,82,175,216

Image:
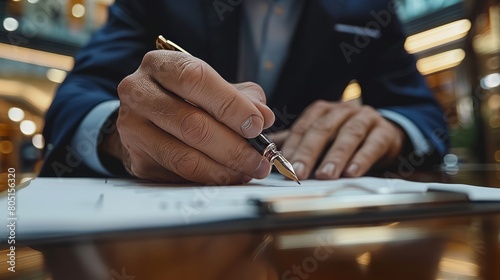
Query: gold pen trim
156,35,192,56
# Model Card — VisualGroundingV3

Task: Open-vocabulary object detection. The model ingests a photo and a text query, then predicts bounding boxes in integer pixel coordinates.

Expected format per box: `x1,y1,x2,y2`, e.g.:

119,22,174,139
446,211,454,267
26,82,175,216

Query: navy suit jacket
40,0,449,177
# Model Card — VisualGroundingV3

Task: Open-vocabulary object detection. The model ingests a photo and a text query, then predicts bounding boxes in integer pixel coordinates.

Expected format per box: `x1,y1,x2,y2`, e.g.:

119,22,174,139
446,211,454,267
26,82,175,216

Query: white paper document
1,174,499,241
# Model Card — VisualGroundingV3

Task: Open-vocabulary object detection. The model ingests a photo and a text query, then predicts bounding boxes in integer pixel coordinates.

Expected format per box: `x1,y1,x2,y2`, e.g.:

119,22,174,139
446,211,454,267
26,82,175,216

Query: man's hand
270,101,406,180
107,51,275,184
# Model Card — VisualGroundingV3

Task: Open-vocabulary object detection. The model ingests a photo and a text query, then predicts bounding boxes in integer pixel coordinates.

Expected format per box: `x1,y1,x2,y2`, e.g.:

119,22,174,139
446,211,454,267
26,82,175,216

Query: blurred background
0,0,499,183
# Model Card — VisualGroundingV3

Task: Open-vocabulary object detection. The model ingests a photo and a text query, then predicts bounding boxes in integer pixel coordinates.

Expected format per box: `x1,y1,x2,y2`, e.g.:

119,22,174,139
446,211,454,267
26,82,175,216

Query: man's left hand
269,100,407,180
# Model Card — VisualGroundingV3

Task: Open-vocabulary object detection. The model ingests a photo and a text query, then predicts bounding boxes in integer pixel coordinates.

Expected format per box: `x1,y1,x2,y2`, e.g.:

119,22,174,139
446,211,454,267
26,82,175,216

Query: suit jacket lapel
203,0,241,82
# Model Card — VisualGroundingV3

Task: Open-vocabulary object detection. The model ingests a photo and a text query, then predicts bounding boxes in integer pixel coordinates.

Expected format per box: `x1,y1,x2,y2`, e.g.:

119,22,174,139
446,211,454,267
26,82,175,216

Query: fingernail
320,163,336,177
292,162,305,179
241,115,262,138
254,159,271,178
346,163,359,177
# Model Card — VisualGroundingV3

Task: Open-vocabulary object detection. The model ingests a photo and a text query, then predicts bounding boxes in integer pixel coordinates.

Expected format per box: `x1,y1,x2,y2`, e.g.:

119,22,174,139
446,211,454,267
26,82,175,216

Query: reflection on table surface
385,164,500,188
1,166,500,280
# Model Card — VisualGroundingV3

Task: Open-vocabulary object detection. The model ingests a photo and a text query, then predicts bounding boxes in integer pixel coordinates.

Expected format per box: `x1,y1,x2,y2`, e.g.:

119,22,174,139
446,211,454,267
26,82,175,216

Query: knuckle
344,120,366,138
176,57,207,97
117,74,134,96
118,74,150,109
361,105,377,116
241,82,266,100
154,137,173,155
117,74,135,98
213,94,239,121
341,101,354,108
330,145,350,158
310,99,330,110
311,119,333,134
291,122,308,135
142,51,159,67
339,101,355,111
296,144,316,158
154,138,206,179
180,111,212,146
171,149,205,179
227,145,252,169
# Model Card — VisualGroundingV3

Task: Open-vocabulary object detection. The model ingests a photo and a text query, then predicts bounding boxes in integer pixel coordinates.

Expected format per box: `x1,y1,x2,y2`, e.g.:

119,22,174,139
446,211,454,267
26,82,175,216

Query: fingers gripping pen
156,35,301,184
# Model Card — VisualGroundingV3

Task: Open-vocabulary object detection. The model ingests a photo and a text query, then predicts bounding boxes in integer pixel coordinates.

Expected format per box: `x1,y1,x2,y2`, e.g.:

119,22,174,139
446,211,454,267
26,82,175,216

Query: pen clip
156,35,192,56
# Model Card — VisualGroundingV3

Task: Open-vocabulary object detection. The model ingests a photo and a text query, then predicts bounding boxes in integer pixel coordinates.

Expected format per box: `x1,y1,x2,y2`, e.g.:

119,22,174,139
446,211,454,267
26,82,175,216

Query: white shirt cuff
71,100,120,176
378,109,431,157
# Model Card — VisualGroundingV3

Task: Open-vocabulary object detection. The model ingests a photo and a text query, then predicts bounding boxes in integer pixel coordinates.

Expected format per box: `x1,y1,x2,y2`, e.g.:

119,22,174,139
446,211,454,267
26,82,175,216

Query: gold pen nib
273,155,301,185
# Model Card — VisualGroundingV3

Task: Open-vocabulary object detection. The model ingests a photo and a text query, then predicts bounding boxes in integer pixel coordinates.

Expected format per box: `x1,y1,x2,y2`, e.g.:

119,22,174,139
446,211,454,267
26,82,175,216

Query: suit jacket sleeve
40,0,155,177
347,8,449,167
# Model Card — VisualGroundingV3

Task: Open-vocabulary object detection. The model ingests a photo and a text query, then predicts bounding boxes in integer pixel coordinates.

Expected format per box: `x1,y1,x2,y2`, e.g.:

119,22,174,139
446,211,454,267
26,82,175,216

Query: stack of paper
1,174,499,241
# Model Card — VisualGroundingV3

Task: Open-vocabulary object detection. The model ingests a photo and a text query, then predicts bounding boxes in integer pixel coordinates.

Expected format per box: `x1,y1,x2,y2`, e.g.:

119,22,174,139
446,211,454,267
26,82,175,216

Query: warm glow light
495,150,500,163
0,43,74,71
1,79,53,112
8,107,24,122
72,4,86,18
416,49,466,75
405,19,471,54
32,134,44,149
46,68,67,83
439,258,479,277
20,120,37,135
481,73,500,89
3,17,19,32
490,116,500,128
489,94,500,111
341,81,362,101
0,141,14,154
96,0,114,4
356,252,371,266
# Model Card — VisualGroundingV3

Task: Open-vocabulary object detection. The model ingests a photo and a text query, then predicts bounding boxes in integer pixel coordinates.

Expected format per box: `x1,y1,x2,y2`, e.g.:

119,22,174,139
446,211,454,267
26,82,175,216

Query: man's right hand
106,51,275,184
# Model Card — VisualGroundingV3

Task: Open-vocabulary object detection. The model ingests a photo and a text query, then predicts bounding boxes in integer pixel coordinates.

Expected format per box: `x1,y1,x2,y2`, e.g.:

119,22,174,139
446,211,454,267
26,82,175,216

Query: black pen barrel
247,134,273,154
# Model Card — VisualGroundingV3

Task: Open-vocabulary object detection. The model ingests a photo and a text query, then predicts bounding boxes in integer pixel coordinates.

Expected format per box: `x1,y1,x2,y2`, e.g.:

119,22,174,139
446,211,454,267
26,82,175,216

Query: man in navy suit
41,0,448,184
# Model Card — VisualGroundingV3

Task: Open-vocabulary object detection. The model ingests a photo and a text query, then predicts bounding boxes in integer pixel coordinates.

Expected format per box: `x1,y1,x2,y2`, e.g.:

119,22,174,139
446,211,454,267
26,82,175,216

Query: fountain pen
156,35,300,184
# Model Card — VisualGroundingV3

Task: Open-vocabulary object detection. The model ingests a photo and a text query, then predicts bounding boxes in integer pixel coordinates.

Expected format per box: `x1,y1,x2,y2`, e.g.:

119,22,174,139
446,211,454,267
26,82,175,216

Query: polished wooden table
1,166,500,280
